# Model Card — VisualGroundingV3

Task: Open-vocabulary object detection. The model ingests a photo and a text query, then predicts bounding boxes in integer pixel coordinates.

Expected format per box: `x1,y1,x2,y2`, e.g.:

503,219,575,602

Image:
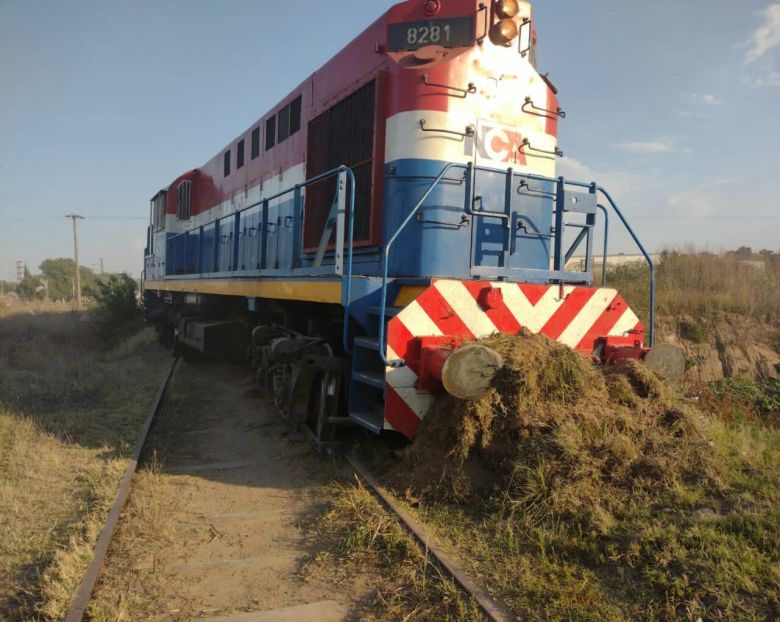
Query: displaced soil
658,313,780,382
383,331,780,620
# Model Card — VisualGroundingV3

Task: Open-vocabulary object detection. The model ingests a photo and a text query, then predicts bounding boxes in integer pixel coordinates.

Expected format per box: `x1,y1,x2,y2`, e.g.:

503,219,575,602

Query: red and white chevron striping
384,279,642,439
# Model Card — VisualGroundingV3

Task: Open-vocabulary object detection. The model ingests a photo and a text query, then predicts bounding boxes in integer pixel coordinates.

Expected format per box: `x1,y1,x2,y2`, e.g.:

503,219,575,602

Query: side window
237,139,245,169
276,95,302,145
290,95,302,135
224,149,231,177
251,127,260,159
265,117,276,150
278,104,290,143
176,181,191,220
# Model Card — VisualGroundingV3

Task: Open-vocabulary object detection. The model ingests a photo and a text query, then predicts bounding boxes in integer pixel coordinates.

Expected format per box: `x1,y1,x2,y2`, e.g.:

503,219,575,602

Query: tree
39,258,97,300
16,266,42,301
87,273,142,343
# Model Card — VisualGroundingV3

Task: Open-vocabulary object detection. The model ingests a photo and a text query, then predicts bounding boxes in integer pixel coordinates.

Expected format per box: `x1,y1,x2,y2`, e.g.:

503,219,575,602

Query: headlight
494,0,519,19
491,18,519,46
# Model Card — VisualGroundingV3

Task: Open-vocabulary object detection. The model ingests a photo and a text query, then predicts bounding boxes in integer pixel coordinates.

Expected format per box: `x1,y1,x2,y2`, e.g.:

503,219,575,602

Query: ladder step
349,410,384,434
352,370,385,389
353,336,380,351
367,306,403,318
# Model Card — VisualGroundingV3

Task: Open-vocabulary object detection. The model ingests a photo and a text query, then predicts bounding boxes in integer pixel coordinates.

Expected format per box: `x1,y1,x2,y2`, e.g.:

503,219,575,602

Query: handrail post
342,167,357,354
596,205,609,285
584,183,597,275
232,212,240,271
334,169,347,276
553,177,565,274
292,185,302,269
597,186,655,348
260,199,269,270
213,218,220,273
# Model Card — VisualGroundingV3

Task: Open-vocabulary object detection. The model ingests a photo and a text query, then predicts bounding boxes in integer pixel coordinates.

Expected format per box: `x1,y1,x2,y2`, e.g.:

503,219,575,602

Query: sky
1,0,779,279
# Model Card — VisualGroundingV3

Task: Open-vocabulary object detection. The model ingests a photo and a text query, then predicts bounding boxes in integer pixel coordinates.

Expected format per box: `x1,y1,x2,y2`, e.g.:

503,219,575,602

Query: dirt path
89,359,369,621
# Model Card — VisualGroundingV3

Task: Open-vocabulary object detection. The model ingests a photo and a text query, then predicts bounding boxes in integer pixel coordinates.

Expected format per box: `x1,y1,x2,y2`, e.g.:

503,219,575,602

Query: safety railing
378,162,655,367
160,166,357,353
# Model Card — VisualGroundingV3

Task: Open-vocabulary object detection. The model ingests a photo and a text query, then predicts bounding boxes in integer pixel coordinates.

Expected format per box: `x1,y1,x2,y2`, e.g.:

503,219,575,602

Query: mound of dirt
392,333,704,528
659,313,780,381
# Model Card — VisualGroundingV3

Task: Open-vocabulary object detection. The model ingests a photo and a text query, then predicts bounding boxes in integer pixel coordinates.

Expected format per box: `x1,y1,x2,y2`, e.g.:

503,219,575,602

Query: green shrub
677,317,709,343
708,378,780,414
87,274,142,346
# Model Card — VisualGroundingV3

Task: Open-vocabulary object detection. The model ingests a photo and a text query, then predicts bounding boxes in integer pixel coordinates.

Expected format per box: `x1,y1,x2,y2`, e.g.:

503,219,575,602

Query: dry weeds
304,480,484,622
385,332,780,621
0,304,168,620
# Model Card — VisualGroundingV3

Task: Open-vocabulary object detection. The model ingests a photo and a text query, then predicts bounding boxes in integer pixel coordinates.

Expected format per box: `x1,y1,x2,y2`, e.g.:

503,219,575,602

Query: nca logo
475,122,527,165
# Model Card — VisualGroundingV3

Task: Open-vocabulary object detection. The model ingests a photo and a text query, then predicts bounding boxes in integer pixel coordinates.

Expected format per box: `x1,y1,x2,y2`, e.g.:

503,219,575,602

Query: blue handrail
161,165,359,352
597,204,609,286
377,162,461,367
342,167,357,354
596,186,655,348
375,162,656,365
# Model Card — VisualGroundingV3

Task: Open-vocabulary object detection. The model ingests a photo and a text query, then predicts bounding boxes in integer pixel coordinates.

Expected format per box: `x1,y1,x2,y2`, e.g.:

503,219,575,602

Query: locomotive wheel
306,371,329,443
304,366,342,447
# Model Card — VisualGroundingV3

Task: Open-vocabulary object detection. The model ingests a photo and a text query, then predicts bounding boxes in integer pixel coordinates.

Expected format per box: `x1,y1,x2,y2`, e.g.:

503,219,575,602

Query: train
143,0,661,447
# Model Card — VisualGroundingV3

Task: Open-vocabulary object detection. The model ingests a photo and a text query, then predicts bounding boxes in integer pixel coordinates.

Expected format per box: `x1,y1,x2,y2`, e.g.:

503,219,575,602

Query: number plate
387,16,475,52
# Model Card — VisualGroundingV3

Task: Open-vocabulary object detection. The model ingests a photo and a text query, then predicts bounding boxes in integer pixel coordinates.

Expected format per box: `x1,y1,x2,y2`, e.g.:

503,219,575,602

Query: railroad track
64,356,179,622
64,357,515,622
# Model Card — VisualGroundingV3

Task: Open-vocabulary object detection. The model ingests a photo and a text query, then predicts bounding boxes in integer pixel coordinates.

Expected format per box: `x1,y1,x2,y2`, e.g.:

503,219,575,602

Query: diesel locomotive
143,0,659,446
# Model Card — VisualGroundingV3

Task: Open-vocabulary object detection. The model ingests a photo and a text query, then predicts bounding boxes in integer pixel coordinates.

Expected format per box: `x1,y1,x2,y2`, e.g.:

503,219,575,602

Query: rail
64,357,179,622
379,163,655,366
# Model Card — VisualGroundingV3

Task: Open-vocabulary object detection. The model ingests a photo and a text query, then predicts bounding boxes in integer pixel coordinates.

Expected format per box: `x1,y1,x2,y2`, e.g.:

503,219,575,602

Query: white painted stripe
397,300,444,338
434,280,498,339
385,345,419,389
163,163,306,235
557,289,618,348
392,387,434,420
608,307,641,338
494,283,575,333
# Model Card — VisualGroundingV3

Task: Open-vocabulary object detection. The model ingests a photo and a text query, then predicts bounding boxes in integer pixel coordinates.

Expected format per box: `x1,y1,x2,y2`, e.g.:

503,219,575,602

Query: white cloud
745,70,780,87
557,156,595,180
556,156,650,199
745,4,780,63
685,93,722,106
669,189,716,218
617,140,676,154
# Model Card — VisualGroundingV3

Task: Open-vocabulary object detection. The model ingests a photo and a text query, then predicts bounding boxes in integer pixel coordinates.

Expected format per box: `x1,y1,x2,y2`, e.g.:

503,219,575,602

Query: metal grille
152,191,167,231
304,79,376,248
176,181,191,220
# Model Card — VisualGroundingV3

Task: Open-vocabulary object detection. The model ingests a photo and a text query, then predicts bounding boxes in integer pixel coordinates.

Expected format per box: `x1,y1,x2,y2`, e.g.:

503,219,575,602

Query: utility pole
65,214,85,309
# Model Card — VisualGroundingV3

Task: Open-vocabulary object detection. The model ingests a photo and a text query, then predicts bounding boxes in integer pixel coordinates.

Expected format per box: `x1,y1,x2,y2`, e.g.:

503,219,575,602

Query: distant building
565,253,661,272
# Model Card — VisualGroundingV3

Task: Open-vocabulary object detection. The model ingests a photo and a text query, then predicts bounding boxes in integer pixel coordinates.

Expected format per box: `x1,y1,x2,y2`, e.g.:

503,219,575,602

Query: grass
382,332,780,621
601,251,780,324
0,303,168,620
305,481,484,622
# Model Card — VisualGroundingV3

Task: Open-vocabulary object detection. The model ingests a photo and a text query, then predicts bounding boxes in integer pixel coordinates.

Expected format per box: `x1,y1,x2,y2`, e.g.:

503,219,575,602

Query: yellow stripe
393,286,427,308
143,279,342,304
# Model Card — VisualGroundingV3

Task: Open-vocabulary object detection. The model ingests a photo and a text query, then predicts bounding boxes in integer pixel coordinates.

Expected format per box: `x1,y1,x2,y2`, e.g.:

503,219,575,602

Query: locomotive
143,0,658,446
